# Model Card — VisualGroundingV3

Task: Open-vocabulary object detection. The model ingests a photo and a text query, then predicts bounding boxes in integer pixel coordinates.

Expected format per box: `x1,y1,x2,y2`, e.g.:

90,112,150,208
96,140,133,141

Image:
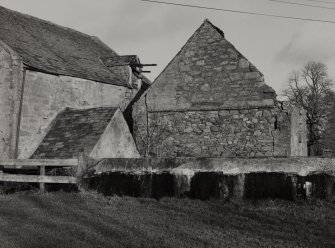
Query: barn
0,5,148,159
133,19,307,158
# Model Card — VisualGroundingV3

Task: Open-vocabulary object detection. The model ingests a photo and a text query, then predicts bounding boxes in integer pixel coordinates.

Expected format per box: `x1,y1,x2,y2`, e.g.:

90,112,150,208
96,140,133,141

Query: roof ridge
90,36,119,56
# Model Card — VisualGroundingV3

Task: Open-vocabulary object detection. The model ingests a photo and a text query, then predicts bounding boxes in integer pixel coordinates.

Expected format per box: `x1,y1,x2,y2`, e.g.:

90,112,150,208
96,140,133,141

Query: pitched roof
32,107,118,159
0,6,129,86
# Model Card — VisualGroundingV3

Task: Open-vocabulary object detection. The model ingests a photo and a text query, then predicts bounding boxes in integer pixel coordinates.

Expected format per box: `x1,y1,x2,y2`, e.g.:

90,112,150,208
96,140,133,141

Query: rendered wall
0,42,24,159
90,109,140,159
18,70,138,158
86,157,335,201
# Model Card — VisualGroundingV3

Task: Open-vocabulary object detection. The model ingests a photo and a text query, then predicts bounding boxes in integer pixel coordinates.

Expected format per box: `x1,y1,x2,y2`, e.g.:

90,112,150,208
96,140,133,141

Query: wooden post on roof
40,165,45,193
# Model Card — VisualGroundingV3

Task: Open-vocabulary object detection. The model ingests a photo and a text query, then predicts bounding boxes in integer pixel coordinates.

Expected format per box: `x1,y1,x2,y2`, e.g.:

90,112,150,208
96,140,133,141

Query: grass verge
0,192,334,248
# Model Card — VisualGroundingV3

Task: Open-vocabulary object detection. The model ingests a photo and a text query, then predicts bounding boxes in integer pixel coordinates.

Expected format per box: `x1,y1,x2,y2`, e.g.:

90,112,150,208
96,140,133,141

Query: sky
0,0,335,94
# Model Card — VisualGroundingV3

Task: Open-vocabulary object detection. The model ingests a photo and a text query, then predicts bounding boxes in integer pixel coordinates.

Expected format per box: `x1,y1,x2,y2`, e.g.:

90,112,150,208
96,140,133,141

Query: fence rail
0,159,79,191
0,159,78,168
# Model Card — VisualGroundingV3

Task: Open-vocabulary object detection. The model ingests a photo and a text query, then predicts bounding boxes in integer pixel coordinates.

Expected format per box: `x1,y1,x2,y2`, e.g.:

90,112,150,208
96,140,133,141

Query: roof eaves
23,63,132,88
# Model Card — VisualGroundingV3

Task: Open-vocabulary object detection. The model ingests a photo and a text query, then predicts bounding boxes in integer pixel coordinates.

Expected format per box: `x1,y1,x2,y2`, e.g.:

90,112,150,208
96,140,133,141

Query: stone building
133,19,307,158
0,6,148,159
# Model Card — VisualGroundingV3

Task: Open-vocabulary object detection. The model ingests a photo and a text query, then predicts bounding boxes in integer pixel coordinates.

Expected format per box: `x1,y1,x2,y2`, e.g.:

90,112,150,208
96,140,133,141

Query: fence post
40,165,45,193
77,153,97,191
77,154,86,178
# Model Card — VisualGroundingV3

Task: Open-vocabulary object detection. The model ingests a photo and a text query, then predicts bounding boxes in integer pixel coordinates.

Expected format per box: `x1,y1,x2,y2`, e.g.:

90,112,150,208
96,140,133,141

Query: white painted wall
90,109,140,159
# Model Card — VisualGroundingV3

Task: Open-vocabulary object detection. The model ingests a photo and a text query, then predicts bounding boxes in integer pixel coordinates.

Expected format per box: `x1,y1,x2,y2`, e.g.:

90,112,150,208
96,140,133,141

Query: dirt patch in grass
0,192,334,248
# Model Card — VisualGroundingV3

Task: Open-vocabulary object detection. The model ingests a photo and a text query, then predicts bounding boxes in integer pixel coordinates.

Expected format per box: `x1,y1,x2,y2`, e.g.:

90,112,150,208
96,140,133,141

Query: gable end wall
18,70,138,158
145,21,275,112
133,21,306,158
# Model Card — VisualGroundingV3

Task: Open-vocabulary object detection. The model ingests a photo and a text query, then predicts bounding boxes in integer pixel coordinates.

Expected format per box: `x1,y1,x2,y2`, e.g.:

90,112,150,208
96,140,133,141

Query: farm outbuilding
133,19,307,158
0,5,333,204
32,107,140,159
0,5,148,159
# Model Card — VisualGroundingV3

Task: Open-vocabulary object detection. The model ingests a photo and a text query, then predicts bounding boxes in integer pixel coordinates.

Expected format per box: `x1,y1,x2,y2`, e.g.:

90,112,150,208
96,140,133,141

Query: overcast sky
1,0,335,94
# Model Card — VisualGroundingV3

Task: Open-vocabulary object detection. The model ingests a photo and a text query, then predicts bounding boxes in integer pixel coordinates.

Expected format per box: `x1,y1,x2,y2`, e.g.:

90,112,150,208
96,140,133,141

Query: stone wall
290,107,308,156
143,20,276,112
18,70,138,158
0,42,23,159
133,20,307,158
134,105,292,158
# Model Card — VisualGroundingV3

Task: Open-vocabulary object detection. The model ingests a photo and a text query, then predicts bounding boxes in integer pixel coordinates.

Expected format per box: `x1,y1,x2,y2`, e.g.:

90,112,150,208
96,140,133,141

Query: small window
274,116,278,130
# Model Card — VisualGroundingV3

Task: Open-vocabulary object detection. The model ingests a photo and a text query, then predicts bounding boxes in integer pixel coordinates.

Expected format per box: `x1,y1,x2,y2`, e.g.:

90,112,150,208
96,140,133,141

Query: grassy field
0,192,334,248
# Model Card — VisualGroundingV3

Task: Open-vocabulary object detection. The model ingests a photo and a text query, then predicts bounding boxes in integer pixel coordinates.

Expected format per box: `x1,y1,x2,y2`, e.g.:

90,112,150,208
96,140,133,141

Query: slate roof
32,107,118,159
0,6,130,86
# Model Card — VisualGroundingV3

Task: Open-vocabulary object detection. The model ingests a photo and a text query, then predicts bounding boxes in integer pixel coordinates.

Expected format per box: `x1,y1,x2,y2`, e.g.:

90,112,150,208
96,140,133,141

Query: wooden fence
0,159,79,191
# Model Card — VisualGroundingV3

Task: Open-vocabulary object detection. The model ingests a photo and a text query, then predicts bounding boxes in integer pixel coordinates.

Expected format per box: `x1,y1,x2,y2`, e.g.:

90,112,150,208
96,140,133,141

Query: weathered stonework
143,20,275,112
133,20,307,158
290,107,308,156
137,106,293,158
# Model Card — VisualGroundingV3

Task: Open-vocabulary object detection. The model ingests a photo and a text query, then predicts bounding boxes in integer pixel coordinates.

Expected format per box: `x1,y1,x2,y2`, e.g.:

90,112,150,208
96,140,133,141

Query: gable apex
202,19,225,38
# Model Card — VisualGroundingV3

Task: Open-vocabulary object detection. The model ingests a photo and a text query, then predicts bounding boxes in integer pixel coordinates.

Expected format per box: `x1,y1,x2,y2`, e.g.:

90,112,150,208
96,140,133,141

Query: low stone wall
83,157,335,201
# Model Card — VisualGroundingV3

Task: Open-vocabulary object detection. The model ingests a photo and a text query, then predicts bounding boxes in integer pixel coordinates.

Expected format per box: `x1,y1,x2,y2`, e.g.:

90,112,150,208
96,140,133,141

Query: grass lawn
0,192,334,248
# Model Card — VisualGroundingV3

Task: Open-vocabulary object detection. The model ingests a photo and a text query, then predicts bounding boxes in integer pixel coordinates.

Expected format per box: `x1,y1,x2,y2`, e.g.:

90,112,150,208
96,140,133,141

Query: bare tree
136,118,170,157
282,62,335,156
